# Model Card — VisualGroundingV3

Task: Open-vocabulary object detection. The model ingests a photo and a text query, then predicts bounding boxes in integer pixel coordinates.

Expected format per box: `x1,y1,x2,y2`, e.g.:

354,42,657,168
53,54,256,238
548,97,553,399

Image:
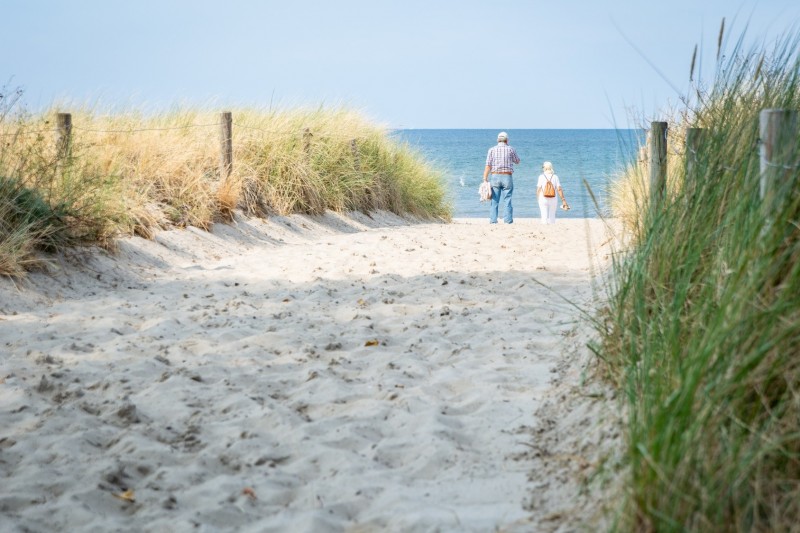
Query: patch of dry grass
0,101,450,276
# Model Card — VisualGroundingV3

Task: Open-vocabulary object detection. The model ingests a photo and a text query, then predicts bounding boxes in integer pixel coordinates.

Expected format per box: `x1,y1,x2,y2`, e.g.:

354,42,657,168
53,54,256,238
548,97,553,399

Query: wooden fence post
219,111,233,178
759,109,798,214
56,112,72,160
303,128,312,153
649,121,668,203
685,127,705,194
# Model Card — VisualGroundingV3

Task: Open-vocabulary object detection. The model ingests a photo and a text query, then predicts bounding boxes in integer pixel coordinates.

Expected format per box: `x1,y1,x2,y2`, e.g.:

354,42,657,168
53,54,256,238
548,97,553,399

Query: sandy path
0,212,618,532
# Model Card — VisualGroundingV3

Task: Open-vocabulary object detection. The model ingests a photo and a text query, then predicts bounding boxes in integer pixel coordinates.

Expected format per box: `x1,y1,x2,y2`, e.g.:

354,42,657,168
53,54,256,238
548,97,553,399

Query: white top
537,173,561,198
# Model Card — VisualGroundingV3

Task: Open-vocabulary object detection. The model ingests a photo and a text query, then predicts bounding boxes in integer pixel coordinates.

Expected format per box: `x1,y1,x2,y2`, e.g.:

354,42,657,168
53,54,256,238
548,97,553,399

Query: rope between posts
2,119,371,143
232,121,369,141
764,161,800,170
72,123,223,133
231,122,284,134
0,128,59,137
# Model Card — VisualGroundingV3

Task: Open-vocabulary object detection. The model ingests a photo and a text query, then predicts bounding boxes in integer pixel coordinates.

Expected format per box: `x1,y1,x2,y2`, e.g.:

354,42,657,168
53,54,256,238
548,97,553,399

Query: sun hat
497,131,508,142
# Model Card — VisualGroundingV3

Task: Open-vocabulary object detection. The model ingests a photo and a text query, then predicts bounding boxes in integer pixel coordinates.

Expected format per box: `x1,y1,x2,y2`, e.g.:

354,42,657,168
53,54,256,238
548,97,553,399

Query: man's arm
483,165,491,181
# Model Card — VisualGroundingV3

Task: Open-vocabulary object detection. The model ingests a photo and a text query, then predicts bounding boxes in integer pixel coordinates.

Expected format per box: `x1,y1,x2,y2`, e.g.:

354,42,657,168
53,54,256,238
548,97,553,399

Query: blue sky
3,0,799,128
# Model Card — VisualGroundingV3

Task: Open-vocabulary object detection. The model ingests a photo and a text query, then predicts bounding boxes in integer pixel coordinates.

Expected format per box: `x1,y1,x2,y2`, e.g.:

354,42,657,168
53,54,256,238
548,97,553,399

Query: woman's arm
558,186,570,209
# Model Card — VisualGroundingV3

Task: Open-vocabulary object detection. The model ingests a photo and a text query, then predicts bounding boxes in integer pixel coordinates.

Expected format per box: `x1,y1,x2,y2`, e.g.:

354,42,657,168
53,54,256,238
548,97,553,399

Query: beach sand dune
1,212,620,532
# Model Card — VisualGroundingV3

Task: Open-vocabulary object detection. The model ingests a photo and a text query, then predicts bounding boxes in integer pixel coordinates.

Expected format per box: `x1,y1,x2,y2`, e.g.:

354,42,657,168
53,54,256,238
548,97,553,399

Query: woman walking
536,161,569,224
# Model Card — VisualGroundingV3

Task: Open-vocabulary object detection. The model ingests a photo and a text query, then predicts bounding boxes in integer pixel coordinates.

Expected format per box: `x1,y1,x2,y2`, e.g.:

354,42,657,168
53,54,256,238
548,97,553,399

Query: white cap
497,131,508,142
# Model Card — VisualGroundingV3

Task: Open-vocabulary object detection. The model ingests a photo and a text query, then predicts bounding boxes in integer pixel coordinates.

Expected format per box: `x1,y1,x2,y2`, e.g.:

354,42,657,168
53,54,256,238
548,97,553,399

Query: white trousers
538,195,558,224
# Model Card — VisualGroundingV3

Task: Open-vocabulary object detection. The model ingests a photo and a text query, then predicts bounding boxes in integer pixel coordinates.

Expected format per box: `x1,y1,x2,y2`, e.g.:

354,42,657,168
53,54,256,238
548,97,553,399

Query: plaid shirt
485,143,520,173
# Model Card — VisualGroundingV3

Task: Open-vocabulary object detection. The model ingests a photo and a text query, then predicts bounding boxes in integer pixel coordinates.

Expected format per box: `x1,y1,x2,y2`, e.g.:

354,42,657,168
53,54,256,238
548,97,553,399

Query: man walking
483,131,520,224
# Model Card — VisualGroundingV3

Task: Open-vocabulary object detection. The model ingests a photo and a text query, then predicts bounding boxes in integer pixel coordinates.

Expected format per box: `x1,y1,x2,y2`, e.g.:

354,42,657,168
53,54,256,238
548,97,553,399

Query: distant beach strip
393,129,644,218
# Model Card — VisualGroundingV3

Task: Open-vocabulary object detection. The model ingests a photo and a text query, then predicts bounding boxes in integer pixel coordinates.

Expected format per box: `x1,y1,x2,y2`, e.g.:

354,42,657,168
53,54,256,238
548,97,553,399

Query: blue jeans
489,174,513,224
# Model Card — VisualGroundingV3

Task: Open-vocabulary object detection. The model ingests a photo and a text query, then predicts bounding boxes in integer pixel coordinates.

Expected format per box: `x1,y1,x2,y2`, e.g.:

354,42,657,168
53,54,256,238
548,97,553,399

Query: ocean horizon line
391,127,644,131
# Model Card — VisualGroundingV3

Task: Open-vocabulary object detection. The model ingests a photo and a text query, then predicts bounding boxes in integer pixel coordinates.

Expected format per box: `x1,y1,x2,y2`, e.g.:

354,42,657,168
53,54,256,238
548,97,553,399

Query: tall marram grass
0,88,126,276
601,28,800,531
0,100,450,276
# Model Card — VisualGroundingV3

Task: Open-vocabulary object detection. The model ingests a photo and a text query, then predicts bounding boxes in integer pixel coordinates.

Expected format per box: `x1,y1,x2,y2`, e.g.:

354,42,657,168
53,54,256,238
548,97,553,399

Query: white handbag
479,181,492,202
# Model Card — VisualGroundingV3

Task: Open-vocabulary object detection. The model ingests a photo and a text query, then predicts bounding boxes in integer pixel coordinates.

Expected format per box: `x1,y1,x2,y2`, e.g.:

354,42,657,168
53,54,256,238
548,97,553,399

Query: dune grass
0,98,450,276
601,27,800,531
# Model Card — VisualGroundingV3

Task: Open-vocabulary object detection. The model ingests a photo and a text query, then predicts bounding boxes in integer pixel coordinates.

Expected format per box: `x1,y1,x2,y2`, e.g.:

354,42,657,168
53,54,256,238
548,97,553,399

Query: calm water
392,129,644,218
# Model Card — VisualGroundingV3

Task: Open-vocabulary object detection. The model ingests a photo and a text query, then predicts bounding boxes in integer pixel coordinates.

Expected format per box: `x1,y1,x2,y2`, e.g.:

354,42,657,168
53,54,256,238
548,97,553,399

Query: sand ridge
0,212,620,532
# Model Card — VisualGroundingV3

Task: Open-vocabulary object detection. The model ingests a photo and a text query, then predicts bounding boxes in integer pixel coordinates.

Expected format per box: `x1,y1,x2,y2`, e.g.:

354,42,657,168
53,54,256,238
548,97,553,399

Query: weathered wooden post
649,121,668,203
219,111,233,178
685,127,705,195
759,109,798,214
56,112,72,160
303,128,312,153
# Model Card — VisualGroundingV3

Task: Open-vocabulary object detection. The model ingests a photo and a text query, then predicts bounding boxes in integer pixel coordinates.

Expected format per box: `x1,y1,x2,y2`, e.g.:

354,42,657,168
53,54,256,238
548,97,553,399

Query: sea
391,129,645,219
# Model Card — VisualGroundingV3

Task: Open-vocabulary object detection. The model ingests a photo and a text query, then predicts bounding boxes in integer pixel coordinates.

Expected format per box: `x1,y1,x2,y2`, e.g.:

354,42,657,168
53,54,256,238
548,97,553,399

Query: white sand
0,212,621,532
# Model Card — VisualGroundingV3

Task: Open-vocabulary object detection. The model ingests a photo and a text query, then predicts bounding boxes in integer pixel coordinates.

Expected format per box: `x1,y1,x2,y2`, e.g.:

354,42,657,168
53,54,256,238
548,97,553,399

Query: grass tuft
0,99,450,276
603,28,800,531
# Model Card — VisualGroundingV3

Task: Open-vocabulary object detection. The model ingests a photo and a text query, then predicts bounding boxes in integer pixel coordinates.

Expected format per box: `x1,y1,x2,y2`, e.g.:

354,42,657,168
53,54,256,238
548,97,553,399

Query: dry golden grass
0,103,450,275
609,117,692,233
